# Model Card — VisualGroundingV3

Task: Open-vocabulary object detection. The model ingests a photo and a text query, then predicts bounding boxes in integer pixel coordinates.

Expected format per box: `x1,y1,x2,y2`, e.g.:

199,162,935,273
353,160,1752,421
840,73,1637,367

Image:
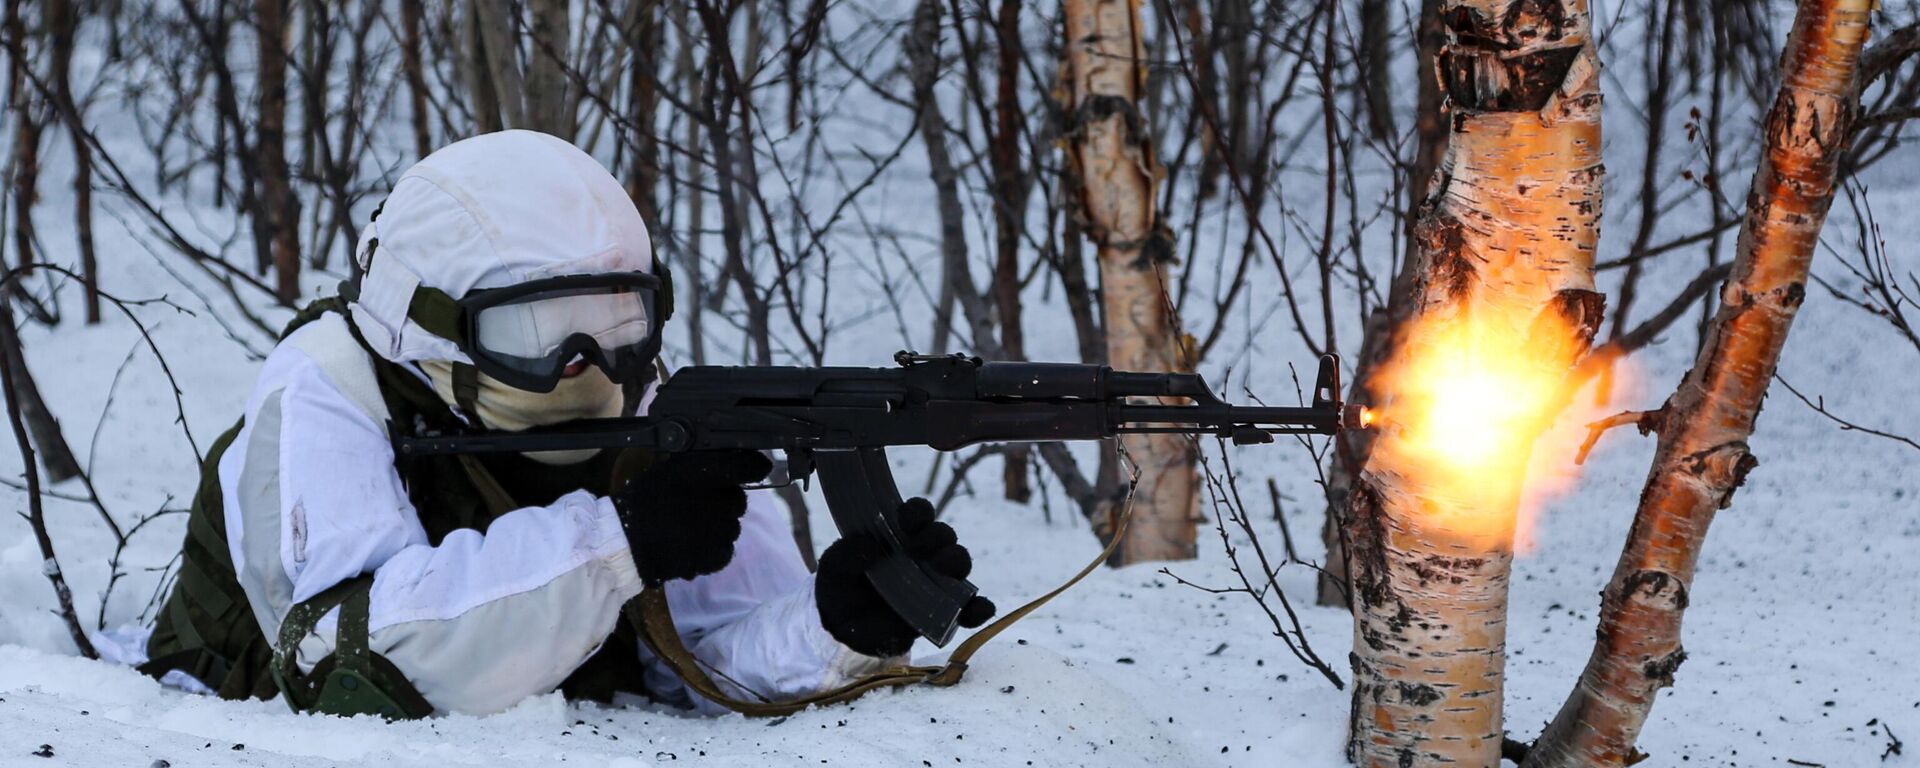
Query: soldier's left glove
814,498,996,658
614,449,773,584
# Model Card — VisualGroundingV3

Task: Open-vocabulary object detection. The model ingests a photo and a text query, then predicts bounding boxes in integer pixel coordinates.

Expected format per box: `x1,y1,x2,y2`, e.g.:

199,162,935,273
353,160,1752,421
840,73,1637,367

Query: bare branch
1573,262,1734,387
0,292,94,658
1775,374,1919,452
1575,409,1663,466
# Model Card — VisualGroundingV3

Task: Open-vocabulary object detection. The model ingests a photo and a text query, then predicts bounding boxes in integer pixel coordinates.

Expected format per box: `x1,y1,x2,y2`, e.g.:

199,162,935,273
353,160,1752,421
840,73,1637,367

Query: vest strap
163,593,209,652
273,577,361,710
172,556,235,618
269,575,434,719
333,583,374,679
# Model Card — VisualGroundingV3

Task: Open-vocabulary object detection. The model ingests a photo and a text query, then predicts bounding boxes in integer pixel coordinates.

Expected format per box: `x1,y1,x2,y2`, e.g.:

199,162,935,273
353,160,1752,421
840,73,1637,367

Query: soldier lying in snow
134,130,995,717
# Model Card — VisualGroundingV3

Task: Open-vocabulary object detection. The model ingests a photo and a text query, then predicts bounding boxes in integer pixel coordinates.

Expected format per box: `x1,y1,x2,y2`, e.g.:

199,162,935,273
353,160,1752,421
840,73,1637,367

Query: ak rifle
394,351,1366,647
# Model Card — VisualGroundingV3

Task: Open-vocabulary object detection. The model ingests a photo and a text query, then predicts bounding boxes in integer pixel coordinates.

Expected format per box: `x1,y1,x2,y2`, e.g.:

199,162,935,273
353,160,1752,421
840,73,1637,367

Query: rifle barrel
1113,404,1340,435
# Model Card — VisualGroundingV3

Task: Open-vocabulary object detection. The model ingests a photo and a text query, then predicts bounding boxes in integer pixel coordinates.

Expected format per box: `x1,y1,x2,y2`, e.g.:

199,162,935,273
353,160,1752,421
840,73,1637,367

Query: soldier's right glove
813,498,997,658
613,449,772,584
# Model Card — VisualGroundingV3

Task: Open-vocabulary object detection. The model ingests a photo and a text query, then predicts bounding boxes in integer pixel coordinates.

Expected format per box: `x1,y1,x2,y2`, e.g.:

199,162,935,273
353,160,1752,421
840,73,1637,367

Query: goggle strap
407,285,467,343
653,255,675,324
451,361,485,426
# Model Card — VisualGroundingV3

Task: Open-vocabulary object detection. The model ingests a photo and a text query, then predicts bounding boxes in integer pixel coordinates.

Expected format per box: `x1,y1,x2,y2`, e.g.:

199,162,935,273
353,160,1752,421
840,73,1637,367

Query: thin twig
0,475,96,503
1267,478,1301,563
1776,375,1920,452
7,265,202,462
1168,440,1344,689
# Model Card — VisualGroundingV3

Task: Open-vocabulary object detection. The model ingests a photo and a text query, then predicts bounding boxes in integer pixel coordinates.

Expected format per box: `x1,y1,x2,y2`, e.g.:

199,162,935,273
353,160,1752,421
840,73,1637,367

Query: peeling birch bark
1061,0,1198,564
1523,1,1874,765
1345,0,1606,764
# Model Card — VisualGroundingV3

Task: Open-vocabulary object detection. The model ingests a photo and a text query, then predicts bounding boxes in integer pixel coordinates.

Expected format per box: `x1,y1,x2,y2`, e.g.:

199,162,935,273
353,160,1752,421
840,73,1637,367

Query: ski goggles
404,270,670,393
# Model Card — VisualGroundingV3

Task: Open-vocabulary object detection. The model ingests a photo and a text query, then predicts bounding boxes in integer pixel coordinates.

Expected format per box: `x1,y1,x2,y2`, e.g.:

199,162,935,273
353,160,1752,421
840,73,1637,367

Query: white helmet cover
348,130,655,366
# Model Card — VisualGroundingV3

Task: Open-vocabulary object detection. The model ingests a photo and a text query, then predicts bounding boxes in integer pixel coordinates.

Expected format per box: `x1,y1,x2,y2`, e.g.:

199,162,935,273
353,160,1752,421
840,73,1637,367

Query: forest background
0,0,1917,765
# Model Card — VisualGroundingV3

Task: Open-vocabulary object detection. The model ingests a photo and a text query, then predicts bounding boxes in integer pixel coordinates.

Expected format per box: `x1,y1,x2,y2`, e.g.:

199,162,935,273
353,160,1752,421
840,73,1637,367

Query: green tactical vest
140,299,651,709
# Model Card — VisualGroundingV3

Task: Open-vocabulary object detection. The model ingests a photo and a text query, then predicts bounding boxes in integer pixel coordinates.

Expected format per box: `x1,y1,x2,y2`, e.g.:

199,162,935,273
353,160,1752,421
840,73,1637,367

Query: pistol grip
813,447,977,648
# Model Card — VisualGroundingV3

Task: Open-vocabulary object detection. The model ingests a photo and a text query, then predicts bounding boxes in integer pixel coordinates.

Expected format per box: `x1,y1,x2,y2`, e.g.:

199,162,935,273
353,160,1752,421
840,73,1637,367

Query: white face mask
417,359,625,465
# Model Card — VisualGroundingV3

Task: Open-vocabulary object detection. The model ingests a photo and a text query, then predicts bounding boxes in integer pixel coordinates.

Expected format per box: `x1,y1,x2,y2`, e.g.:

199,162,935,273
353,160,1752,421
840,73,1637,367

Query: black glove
814,498,996,658
614,449,772,584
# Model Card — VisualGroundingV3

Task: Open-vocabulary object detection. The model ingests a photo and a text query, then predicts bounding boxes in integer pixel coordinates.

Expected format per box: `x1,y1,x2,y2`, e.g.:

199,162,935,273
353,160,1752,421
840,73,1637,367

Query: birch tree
7,0,43,274
1524,1,1877,763
46,0,97,323
463,0,573,139
1343,0,1605,763
255,0,299,304
523,0,570,138
400,0,434,159
1061,0,1198,564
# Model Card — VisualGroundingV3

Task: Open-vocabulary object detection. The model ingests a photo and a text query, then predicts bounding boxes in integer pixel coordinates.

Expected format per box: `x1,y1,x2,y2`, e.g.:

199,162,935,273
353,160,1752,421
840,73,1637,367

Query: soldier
138,130,994,716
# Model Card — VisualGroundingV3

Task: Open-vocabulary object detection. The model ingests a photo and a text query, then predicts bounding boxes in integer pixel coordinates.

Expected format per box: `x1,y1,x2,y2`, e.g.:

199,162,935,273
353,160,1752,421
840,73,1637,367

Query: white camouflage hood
347,130,655,366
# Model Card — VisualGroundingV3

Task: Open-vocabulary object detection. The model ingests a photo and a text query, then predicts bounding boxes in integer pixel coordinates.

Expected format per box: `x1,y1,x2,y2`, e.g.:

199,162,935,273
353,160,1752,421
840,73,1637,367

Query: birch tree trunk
400,0,434,159
461,1,504,135
623,0,662,231
471,0,527,131
1061,0,1197,564
1345,0,1606,763
255,0,300,305
0,289,82,483
908,0,998,362
524,0,570,139
674,0,708,366
7,0,42,273
46,0,97,324
992,0,1032,504
1355,0,1397,145
1523,1,1874,764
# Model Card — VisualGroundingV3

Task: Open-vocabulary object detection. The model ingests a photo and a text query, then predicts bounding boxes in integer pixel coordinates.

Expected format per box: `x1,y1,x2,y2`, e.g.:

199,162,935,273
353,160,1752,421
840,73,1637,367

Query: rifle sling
629,503,1133,715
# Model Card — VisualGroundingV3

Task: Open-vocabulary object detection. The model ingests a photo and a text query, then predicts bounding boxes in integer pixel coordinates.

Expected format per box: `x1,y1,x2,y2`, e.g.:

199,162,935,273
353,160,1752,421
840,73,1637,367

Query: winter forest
1,0,1917,765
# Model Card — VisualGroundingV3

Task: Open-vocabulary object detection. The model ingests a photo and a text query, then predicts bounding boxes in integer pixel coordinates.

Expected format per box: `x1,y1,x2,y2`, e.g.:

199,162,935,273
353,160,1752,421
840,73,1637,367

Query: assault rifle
394,351,1364,647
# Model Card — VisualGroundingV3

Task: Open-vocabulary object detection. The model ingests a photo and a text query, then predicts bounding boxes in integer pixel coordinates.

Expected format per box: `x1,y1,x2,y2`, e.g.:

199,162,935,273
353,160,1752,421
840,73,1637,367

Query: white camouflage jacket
214,312,886,715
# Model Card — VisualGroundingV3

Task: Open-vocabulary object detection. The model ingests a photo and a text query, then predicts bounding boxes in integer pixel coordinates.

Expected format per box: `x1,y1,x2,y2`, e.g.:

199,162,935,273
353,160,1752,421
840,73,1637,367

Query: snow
6,300,1916,768
0,637,1205,767
1,2,1917,766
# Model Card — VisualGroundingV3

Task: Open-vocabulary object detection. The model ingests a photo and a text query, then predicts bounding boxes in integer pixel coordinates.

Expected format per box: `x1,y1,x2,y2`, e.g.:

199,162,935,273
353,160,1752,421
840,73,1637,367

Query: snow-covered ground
2,194,1914,767
2,4,1918,766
